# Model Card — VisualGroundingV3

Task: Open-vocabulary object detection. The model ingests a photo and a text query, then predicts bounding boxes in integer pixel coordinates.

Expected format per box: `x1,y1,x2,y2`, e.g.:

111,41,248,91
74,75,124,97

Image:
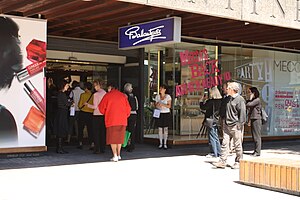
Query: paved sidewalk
0,140,299,200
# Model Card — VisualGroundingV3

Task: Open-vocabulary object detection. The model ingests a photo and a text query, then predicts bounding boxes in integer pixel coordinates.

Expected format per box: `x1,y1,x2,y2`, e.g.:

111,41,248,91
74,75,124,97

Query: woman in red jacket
99,83,131,162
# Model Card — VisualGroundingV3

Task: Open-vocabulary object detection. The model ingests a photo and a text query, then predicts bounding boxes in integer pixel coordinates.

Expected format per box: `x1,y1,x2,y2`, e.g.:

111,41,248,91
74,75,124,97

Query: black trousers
127,114,137,149
78,111,93,144
251,119,262,155
93,115,106,152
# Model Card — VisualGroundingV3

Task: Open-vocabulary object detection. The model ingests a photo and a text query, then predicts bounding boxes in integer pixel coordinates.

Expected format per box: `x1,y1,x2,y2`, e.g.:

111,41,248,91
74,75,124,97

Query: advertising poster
0,15,46,149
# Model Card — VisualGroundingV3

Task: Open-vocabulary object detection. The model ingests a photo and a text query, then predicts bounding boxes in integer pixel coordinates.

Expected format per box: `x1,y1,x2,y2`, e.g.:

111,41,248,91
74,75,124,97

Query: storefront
119,16,300,144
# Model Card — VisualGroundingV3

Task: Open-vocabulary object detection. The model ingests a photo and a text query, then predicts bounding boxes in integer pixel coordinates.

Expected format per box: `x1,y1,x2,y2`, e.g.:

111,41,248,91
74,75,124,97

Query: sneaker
158,144,163,149
110,156,118,162
118,156,121,160
163,144,168,150
205,153,215,158
213,161,226,169
231,162,239,169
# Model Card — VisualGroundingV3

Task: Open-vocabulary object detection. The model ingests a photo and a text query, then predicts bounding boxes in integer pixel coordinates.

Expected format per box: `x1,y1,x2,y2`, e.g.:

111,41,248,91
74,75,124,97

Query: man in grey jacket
213,82,246,169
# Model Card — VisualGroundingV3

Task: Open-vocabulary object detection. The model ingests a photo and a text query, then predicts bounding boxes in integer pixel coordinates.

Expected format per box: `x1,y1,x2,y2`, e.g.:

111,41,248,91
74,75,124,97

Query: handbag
261,107,268,124
204,101,215,129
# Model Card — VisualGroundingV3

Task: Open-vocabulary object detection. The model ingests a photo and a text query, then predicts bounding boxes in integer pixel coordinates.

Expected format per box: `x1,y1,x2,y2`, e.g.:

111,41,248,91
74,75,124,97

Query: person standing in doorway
53,80,74,154
246,87,262,157
99,83,131,162
85,80,106,154
124,83,138,152
67,80,84,144
155,84,172,150
77,82,94,150
213,82,246,169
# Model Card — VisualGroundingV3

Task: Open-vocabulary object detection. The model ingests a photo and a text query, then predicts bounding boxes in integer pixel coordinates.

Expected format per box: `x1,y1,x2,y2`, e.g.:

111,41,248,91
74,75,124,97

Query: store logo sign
119,17,181,49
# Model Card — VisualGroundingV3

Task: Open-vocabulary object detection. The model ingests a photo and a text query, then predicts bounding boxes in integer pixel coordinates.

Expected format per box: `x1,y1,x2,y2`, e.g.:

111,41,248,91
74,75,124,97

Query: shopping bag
122,131,131,147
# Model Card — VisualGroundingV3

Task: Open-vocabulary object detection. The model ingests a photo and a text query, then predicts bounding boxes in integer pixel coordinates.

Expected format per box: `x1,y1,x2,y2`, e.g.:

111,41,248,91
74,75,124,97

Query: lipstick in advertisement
23,106,45,137
24,80,46,114
16,60,46,81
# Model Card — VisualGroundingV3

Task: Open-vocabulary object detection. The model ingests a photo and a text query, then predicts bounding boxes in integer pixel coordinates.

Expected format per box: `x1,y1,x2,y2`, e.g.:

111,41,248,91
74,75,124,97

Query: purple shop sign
119,17,181,50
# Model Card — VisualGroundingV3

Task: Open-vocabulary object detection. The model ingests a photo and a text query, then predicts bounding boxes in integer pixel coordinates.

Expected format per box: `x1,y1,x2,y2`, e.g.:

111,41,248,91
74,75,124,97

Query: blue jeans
209,125,221,157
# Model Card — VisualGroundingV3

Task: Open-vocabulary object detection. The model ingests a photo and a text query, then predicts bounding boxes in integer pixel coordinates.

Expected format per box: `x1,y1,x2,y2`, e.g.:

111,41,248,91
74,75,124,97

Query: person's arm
135,96,138,111
238,98,247,125
86,94,97,109
246,98,260,107
98,95,107,115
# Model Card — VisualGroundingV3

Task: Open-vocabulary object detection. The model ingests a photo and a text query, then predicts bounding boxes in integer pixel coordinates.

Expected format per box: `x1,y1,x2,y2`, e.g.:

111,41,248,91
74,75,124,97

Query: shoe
251,153,260,157
205,153,215,158
163,144,168,150
118,156,121,160
213,161,226,169
110,156,118,162
231,162,240,169
158,144,163,149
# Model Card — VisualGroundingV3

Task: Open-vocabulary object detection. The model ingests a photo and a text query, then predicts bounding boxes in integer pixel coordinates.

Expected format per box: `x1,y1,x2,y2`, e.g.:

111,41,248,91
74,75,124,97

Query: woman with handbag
246,87,262,157
200,86,222,158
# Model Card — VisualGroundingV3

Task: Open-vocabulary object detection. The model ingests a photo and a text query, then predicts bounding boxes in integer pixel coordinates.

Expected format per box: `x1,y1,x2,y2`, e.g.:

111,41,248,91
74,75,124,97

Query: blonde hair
209,86,222,99
227,82,240,93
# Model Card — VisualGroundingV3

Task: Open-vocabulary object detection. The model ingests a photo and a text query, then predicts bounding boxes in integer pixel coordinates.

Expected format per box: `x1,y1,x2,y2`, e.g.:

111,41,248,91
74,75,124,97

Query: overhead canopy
1,0,300,51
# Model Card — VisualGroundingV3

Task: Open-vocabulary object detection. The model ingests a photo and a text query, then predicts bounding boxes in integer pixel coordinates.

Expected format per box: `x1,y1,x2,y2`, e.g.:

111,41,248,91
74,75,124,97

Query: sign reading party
176,49,231,97
119,17,181,49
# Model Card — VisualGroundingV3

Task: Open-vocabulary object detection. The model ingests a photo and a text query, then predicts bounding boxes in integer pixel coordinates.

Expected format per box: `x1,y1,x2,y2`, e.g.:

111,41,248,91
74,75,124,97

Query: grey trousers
251,119,262,155
220,121,244,163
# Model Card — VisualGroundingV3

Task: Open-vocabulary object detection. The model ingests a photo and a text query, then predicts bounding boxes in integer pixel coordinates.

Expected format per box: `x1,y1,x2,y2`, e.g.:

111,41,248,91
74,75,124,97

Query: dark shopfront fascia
141,38,300,145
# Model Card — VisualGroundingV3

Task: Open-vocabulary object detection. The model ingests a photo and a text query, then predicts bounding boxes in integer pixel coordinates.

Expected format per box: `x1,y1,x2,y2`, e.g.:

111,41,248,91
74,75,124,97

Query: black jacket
200,99,222,123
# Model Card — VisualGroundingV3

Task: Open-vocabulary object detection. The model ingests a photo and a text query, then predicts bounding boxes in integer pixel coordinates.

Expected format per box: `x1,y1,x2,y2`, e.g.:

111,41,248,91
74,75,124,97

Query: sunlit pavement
0,141,299,200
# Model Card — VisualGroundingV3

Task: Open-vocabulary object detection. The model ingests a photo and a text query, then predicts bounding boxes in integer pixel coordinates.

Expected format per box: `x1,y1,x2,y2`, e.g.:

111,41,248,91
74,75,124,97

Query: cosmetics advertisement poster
0,15,46,149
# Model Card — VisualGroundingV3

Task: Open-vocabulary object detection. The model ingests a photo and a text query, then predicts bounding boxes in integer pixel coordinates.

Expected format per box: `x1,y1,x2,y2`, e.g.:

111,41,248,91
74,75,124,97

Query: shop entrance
45,59,122,147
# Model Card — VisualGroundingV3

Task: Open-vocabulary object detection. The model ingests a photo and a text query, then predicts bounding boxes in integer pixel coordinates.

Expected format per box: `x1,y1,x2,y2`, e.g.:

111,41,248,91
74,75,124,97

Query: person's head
71,80,79,89
58,80,69,92
159,84,168,95
124,83,133,93
0,16,22,89
209,86,222,99
227,82,239,96
222,82,230,95
107,82,118,92
248,87,260,99
93,79,103,92
84,82,93,91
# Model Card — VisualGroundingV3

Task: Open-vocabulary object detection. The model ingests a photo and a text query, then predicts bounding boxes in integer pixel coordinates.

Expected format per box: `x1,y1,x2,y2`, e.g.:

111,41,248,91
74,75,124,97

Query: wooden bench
239,158,300,196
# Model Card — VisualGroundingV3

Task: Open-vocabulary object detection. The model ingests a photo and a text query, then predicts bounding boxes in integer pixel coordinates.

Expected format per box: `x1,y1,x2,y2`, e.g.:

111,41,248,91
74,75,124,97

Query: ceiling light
244,22,250,25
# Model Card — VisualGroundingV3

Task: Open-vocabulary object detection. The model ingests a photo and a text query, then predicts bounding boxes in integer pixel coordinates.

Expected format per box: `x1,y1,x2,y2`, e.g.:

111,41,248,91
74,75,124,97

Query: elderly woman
200,86,222,158
99,83,131,162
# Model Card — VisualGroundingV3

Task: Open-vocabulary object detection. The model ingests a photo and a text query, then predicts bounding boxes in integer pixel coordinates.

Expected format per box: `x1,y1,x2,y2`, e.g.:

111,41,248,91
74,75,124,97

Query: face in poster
0,15,46,148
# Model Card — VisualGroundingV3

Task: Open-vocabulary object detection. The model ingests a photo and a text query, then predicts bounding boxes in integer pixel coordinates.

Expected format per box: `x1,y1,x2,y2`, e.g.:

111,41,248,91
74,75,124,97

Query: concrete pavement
0,140,299,200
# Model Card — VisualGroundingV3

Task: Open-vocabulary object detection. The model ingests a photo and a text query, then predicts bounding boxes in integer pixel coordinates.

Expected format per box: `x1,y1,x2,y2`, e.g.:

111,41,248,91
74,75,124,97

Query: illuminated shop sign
119,17,181,50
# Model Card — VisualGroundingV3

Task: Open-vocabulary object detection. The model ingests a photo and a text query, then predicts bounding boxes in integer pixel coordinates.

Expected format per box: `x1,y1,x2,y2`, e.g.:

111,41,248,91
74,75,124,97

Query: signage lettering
125,25,166,46
226,0,234,10
271,0,285,18
296,0,300,21
251,0,258,15
274,60,300,72
176,49,231,97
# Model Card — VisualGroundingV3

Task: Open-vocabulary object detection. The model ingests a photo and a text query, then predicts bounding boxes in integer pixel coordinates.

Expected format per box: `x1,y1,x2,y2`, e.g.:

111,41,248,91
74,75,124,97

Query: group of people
48,78,138,162
200,82,263,169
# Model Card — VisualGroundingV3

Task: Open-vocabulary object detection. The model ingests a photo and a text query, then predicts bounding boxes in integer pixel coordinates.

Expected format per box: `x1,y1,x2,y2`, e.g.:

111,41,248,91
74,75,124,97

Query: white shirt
155,94,171,113
69,86,84,111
